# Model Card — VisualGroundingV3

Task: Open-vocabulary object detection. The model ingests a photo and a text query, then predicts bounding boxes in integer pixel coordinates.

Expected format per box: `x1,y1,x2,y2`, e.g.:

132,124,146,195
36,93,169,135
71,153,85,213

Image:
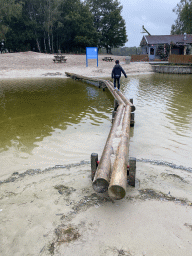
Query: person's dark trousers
114,77,120,89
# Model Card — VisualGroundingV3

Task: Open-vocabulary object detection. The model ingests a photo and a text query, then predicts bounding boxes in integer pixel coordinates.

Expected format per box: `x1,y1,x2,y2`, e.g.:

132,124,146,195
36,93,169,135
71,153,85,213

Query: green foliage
58,0,97,51
0,0,127,53
85,0,128,53
156,44,169,60
0,0,22,40
171,0,192,34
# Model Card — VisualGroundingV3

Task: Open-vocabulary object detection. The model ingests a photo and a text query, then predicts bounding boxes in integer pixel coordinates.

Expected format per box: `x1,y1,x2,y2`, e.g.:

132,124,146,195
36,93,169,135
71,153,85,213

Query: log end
92,178,109,193
108,185,126,200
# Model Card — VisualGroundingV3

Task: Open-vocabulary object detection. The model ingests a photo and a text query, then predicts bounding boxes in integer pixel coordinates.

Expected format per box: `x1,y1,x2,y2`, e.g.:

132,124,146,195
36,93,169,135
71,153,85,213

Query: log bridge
65,72,136,200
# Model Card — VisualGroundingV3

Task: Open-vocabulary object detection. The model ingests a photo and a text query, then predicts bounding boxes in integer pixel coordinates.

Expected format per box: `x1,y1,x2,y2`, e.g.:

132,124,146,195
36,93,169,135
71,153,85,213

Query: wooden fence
169,54,192,64
131,54,149,62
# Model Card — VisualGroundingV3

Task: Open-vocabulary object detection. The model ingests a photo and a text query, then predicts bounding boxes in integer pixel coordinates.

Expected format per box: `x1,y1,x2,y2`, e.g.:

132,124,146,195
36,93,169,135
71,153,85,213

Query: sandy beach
0,51,152,79
0,52,192,256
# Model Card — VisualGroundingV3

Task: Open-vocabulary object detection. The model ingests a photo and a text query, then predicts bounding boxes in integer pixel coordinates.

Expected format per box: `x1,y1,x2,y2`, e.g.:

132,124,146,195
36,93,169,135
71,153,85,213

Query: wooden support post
93,104,124,193
130,112,135,127
117,92,135,112
129,99,135,127
108,105,131,200
112,110,116,123
91,153,98,181
128,157,136,187
114,99,119,111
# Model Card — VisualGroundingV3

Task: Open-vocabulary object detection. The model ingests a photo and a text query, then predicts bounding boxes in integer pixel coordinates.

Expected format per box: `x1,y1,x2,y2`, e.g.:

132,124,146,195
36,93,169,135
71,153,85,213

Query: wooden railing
131,54,149,62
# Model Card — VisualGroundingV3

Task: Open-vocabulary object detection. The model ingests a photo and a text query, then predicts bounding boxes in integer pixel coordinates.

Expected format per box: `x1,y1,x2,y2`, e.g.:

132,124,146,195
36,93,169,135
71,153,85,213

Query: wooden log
92,104,124,193
105,81,125,106
65,73,135,199
108,105,131,200
118,91,135,112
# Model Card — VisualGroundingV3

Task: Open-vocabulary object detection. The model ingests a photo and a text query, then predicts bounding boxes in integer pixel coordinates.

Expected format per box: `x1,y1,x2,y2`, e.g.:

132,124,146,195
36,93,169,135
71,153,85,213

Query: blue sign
86,47,98,67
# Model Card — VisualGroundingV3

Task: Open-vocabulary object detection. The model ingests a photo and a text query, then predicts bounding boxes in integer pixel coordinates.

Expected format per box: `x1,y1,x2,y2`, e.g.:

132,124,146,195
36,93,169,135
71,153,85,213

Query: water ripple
137,158,192,173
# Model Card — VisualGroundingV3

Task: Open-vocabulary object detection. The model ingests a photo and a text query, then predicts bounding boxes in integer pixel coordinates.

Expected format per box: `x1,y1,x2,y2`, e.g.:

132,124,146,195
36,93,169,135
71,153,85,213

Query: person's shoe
117,89,120,91
113,87,116,90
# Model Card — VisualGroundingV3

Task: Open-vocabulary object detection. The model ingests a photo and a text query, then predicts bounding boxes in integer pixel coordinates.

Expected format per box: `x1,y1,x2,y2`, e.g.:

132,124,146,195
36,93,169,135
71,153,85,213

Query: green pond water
0,74,192,178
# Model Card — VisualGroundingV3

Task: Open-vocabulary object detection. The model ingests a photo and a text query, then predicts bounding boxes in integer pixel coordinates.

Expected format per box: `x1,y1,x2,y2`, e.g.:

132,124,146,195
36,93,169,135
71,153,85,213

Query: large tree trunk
48,32,51,53
36,38,41,52
57,35,59,52
51,33,54,53
44,31,47,53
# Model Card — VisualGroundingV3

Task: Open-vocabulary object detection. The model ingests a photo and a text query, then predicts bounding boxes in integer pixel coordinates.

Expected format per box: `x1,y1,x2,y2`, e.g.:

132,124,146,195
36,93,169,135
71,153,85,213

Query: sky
120,0,180,47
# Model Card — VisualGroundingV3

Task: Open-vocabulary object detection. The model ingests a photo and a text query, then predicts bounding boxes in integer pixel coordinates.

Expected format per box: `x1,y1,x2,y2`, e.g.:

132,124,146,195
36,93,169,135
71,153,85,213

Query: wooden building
140,34,192,61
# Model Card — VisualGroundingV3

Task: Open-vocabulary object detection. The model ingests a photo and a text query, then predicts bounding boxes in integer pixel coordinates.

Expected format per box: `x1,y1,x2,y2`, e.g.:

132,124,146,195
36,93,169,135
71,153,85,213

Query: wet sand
0,52,192,256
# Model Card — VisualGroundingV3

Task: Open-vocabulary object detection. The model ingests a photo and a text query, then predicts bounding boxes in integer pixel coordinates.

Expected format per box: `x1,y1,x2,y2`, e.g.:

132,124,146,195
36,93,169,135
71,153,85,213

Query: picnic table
102,56,114,62
53,54,67,63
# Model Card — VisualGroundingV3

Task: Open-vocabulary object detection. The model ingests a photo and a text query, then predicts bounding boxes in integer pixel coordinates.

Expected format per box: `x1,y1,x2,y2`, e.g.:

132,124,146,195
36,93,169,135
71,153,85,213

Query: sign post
86,47,98,67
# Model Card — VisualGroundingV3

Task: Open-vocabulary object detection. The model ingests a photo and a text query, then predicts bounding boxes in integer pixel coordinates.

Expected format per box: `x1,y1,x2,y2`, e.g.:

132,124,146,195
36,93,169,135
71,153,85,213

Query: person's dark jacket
112,64,127,78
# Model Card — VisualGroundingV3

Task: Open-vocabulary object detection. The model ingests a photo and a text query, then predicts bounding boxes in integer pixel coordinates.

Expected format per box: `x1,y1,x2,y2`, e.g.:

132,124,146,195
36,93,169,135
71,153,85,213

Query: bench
53,55,67,63
102,57,114,62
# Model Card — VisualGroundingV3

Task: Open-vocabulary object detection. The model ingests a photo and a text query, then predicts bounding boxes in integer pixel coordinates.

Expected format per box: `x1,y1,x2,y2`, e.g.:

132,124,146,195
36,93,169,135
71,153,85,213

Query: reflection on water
121,74,192,168
0,78,113,177
1,74,192,178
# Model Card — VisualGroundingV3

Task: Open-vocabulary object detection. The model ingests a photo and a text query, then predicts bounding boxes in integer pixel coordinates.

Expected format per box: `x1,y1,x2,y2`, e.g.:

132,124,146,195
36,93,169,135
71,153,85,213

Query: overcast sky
120,0,179,47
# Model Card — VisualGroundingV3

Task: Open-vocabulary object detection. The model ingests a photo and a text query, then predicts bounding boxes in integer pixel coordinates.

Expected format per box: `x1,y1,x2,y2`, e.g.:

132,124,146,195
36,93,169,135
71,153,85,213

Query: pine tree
85,0,128,53
171,0,192,34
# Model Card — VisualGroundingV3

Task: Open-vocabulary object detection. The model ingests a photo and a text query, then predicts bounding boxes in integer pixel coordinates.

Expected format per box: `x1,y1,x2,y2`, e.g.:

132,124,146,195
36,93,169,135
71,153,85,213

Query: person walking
111,60,127,91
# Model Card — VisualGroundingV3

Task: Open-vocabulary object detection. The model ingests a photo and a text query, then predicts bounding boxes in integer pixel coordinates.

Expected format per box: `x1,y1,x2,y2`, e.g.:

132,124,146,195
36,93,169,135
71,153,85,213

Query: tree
0,0,22,41
2,0,63,52
58,0,97,52
20,0,62,53
171,0,192,34
1,0,98,53
85,0,128,53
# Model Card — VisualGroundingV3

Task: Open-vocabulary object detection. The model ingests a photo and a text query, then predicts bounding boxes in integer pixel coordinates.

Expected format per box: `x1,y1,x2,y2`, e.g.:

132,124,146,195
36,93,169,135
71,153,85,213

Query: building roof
143,34,192,45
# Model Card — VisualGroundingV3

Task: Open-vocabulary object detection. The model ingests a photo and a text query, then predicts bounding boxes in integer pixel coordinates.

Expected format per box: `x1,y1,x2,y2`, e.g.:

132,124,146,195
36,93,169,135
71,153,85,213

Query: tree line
0,0,127,53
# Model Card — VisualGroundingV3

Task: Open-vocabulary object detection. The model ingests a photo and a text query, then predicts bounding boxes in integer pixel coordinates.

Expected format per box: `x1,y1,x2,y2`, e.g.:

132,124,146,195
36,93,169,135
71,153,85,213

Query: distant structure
140,34,192,61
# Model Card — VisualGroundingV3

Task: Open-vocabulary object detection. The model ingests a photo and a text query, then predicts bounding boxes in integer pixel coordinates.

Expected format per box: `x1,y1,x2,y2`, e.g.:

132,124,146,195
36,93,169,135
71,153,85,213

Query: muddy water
121,73,192,170
0,78,113,178
0,74,192,179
